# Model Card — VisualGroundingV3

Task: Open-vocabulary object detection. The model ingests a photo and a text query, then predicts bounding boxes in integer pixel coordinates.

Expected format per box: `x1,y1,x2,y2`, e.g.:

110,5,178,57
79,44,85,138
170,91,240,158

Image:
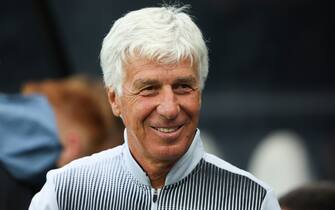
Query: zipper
151,188,161,210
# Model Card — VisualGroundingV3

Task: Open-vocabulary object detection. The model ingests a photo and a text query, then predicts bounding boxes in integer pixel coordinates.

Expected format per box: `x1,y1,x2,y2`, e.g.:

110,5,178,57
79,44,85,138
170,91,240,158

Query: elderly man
29,5,280,210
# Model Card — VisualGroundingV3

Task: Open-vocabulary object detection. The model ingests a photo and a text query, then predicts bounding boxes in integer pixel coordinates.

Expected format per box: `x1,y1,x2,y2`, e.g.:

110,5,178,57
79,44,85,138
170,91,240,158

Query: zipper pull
153,189,158,203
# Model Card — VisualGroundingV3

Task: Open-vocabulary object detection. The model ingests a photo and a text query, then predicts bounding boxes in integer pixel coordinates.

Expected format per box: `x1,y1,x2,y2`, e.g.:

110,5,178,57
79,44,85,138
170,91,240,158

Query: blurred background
0,0,334,196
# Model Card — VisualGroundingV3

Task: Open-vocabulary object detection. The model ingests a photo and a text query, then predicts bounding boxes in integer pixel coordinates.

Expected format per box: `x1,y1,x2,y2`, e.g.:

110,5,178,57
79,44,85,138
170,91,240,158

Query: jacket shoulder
47,145,123,179
203,152,272,192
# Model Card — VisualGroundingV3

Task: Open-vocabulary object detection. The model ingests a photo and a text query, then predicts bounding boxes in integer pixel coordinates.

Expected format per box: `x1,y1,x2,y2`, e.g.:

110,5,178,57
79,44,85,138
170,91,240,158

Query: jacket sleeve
29,174,59,210
261,189,281,210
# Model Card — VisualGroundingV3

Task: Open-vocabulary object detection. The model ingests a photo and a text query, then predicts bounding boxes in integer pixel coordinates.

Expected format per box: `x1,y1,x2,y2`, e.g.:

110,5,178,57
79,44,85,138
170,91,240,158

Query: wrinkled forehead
123,55,198,76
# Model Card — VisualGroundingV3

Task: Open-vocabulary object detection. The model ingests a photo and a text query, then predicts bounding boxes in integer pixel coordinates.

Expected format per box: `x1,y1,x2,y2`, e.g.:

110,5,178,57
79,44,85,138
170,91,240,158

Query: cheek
121,97,157,124
182,94,201,116
135,98,158,116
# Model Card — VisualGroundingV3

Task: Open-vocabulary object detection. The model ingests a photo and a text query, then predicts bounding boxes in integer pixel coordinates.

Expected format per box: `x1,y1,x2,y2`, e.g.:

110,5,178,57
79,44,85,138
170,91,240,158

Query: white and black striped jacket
29,130,280,210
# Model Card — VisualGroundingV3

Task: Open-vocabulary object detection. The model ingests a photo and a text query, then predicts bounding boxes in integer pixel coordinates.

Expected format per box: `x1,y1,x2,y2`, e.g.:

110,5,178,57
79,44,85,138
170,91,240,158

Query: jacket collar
122,129,204,187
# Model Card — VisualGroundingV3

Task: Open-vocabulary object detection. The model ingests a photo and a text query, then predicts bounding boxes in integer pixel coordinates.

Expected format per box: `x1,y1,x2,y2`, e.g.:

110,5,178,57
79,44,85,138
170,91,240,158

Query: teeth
156,127,178,133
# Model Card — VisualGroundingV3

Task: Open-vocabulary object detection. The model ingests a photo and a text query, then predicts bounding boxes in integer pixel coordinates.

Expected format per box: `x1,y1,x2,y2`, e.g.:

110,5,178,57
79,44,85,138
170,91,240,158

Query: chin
152,144,189,162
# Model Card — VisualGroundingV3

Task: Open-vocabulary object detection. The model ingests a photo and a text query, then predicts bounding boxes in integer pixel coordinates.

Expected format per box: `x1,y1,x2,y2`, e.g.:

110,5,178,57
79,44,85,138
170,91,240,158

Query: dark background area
1,0,334,180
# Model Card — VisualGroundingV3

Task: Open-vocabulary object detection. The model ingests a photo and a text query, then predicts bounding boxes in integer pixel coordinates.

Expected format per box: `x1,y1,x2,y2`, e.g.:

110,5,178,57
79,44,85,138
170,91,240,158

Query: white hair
100,5,208,95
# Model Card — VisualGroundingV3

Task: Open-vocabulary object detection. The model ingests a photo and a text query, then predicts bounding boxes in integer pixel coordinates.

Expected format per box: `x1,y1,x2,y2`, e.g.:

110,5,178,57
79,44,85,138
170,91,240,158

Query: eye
139,85,158,96
174,84,193,94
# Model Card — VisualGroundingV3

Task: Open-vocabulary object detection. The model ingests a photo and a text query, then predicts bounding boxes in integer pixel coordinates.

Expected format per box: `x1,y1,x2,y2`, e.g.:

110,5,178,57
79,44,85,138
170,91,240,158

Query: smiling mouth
153,125,182,133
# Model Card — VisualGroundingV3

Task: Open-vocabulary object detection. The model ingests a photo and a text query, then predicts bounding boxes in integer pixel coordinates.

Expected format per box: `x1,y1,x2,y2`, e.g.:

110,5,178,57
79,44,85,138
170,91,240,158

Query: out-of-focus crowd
0,75,124,210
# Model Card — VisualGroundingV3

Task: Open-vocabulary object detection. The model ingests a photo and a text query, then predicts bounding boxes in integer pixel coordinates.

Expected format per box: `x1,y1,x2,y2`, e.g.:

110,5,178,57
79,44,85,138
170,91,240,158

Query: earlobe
107,89,121,117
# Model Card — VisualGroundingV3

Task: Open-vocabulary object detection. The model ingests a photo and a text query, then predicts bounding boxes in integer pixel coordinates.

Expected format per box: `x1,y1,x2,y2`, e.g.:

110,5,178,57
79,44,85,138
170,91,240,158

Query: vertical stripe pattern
54,157,266,210
159,160,266,210
54,155,151,210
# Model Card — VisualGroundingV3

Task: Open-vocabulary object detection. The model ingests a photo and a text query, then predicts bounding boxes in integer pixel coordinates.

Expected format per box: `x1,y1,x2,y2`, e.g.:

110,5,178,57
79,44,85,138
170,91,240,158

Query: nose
156,87,180,120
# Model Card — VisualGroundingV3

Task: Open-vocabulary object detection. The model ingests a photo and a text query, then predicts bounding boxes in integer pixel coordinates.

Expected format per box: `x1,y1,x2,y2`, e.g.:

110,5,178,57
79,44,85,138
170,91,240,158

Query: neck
128,146,177,188
143,160,176,188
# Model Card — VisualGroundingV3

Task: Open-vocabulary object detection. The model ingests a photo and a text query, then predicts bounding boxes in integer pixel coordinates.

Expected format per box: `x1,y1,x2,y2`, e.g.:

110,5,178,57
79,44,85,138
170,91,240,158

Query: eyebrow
132,75,198,89
173,76,197,86
133,79,160,90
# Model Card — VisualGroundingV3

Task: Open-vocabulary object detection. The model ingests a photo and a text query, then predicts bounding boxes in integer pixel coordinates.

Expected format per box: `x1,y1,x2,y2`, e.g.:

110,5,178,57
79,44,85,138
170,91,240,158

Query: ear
57,131,82,167
65,131,82,156
107,88,122,117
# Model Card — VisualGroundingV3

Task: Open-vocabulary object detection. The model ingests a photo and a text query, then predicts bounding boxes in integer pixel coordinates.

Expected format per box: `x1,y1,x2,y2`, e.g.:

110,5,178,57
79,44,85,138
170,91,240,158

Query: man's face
108,58,201,165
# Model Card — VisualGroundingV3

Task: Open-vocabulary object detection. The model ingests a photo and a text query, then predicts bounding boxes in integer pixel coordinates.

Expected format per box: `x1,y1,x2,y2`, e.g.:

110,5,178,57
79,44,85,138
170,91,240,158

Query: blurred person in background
279,182,335,210
0,75,124,210
22,75,124,166
0,94,61,210
248,130,314,197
